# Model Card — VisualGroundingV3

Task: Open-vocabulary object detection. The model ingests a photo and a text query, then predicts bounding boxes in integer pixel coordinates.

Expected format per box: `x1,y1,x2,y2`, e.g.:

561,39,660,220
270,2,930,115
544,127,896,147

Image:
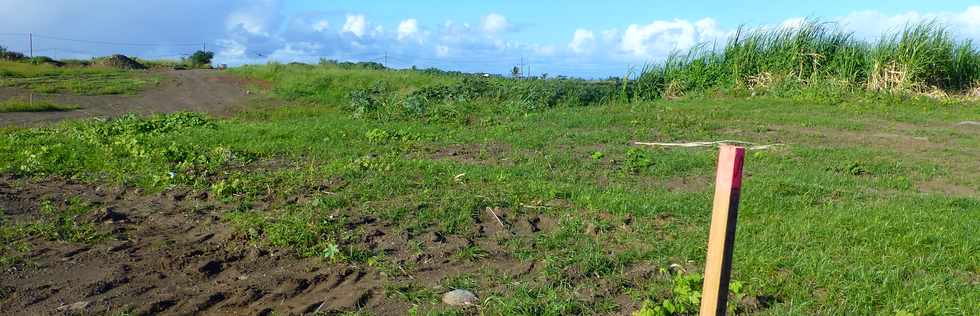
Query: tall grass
230,20,978,122
633,20,980,98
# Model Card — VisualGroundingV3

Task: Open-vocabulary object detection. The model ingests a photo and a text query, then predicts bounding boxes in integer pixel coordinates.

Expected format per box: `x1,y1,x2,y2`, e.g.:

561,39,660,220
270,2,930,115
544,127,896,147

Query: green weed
0,98,79,112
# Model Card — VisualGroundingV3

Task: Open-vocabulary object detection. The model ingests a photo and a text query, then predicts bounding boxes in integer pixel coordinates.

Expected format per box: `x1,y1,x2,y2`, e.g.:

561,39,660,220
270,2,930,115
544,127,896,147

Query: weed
633,273,745,316
28,199,103,243
0,98,79,112
624,147,655,174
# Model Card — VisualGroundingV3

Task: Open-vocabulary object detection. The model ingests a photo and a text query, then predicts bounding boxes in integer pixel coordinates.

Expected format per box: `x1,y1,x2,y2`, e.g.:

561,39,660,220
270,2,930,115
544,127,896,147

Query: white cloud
838,6,980,40
342,14,366,37
780,17,806,29
568,29,596,54
312,20,329,32
398,18,419,41
435,45,450,57
269,41,322,60
481,13,510,33
617,18,729,58
532,44,556,56
224,0,282,36
621,20,695,58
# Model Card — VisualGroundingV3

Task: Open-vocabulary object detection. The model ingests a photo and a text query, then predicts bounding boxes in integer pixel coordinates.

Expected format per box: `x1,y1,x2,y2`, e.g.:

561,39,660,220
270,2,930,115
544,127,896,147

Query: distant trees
187,50,214,67
511,66,521,78
0,45,26,61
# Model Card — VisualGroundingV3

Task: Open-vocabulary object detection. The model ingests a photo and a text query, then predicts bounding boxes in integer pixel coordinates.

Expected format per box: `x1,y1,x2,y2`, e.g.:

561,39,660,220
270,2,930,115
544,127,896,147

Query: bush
0,46,26,61
187,50,215,68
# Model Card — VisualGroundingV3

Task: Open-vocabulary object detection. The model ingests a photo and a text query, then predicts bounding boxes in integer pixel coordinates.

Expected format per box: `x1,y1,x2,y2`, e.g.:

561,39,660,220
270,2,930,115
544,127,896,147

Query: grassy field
1,59,978,314
0,60,158,95
1,21,979,315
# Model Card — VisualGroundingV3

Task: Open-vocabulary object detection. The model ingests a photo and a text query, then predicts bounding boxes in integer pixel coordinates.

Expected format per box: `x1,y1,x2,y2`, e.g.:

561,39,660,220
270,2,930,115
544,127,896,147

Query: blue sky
1,1,979,77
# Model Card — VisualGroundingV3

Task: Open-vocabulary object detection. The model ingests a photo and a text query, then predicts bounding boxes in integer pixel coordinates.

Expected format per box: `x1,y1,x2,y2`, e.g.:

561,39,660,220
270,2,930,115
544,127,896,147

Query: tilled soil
0,69,265,127
0,174,569,315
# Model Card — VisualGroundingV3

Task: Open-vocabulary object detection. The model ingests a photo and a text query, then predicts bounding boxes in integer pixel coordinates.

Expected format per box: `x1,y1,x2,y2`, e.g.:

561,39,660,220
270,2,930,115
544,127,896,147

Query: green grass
0,61,158,95
0,98,80,112
1,197,103,269
2,54,980,314
631,20,980,100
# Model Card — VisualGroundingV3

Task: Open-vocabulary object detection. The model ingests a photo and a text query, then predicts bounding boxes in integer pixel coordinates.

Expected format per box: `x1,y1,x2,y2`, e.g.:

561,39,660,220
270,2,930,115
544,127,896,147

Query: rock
56,301,90,311
99,207,129,222
667,263,685,274
442,289,478,306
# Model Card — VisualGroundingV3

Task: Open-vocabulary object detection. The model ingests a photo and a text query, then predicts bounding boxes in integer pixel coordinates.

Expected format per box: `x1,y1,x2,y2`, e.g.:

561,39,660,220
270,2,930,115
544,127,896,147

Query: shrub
0,46,26,61
187,50,215,68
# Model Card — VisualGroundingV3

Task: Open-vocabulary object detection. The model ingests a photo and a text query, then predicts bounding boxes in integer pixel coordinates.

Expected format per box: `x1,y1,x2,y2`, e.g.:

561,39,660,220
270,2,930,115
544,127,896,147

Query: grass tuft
0,98,79,112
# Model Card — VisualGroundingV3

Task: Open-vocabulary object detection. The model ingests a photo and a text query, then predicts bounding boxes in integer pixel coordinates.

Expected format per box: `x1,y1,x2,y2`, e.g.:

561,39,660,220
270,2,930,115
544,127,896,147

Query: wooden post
699,145,745,316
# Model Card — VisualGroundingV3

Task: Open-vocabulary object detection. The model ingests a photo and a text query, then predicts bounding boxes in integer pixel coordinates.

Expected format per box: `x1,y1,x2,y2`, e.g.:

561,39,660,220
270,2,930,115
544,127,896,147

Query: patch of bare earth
0,69,271,127
428,142,513,165
916,179,978,196
3,173,652,315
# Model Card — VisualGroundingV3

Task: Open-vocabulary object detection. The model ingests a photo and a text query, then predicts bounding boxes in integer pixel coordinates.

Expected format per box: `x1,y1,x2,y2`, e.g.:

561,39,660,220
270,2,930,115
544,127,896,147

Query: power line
31,34,201,47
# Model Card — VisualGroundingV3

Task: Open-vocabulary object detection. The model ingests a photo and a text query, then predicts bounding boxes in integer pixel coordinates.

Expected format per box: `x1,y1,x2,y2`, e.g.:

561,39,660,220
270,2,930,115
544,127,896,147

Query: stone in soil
442,289,478,306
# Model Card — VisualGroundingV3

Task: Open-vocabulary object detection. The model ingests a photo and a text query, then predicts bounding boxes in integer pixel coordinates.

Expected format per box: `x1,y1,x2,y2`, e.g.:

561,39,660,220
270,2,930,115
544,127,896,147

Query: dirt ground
0,173,569,315
0,158,627,316
0,69,263,127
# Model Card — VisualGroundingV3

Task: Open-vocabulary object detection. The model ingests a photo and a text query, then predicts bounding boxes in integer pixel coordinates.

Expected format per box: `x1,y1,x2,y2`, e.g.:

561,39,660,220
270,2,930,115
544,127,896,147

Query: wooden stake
700,145,745,316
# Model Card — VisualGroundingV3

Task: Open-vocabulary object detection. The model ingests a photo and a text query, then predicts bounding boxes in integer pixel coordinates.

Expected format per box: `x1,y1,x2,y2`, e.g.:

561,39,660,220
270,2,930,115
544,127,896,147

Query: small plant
320,243,341,259
591,151,605,160
624,147,654,174
27,199,103,243
366,128,392,144
634,273,745,316
455,244,489,261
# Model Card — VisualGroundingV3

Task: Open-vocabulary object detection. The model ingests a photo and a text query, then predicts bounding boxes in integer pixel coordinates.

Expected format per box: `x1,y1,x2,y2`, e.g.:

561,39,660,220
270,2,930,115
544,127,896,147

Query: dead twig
486,207,506,229
633,140,783,150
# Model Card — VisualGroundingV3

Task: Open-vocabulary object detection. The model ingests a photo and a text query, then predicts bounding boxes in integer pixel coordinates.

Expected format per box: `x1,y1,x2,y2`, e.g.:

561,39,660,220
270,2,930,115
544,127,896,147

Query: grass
0,60,158,95
1,23,979,313
1,86,977,314
0,98,79,112
631,20,980,100
1,197,103,269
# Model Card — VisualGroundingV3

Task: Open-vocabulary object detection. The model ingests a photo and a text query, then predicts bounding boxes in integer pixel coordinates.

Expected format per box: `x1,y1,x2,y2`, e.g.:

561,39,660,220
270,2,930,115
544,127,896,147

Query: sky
1,1,979,78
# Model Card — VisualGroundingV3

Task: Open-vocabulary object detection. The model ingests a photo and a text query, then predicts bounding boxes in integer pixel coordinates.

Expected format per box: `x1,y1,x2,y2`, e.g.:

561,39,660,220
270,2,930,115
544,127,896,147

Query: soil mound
96,54,146,70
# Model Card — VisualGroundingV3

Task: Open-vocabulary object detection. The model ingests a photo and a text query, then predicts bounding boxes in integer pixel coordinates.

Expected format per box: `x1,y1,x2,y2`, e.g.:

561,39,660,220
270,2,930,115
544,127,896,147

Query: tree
188,50,215,68
511,66,522,78
0,45,26,61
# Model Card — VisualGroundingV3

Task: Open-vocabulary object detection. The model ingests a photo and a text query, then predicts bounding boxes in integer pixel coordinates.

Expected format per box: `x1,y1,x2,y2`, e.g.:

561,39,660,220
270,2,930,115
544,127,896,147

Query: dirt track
0,69,261,127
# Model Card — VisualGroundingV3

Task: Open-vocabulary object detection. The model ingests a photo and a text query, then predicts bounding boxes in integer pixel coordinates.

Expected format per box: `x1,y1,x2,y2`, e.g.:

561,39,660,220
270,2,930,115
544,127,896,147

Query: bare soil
0,173,585,315
0,69,265,127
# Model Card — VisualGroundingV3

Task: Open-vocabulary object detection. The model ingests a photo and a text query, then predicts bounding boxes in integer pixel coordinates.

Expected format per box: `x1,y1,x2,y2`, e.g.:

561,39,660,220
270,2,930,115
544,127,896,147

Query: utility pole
29,32,33,58
202,40,206,52
520,56,524,79
384,51,388,68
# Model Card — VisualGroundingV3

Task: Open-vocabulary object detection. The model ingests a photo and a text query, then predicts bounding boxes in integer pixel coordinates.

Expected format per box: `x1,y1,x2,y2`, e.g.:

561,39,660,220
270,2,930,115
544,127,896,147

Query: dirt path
0,69,262,127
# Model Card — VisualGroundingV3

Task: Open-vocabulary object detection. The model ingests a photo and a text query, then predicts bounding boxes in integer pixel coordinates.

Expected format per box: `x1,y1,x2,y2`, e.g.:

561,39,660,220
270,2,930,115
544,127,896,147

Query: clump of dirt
94,54,146,70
